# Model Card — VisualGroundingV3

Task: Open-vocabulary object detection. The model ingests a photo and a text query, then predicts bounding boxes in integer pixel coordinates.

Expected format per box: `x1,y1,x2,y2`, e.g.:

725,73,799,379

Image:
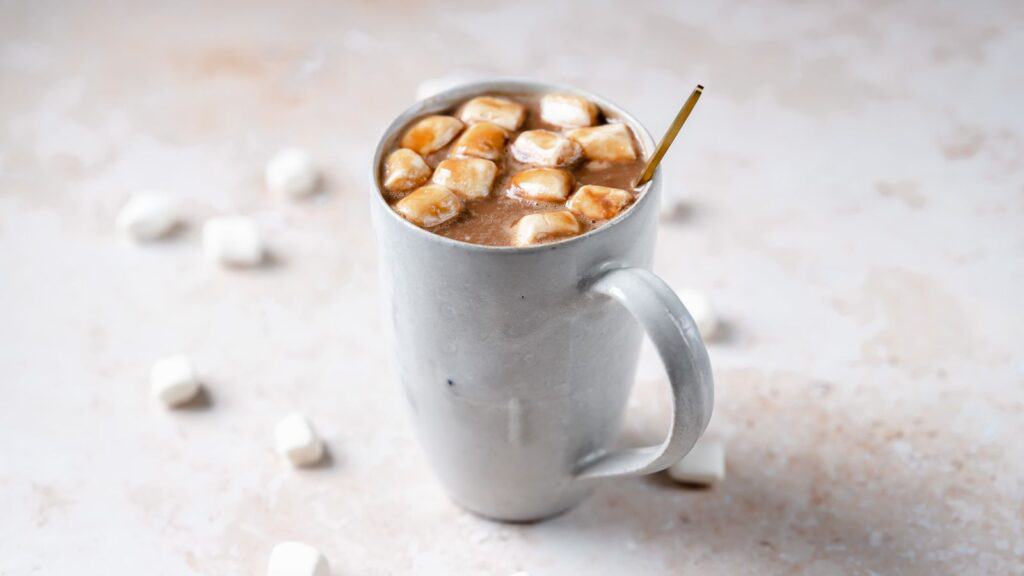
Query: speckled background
1,1,1022,574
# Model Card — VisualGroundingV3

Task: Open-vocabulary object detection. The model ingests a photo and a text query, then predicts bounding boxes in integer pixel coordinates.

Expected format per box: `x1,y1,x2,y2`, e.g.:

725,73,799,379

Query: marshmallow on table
540,93,599,128
513,210,581,246
511,130,582,168
116,192,180,241
203,215,264,268
458,95,526,131
267,541,330,576
566,184,634,220
507,168,574,203
150,355,201,407
568,123,637,163
668,437,725,486
265,148,319,200
275,413,325,467
451,122,508,160
383,148,432,193
678,288,719,341
394,184,463,228
431,158,497,200
400,115,464,156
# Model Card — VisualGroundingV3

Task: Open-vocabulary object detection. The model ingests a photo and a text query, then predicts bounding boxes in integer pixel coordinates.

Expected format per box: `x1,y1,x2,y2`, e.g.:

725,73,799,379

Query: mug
370,80,713,522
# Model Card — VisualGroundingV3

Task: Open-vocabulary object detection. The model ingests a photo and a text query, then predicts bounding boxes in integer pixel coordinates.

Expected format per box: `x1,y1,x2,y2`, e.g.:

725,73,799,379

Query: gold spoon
634,84,703,188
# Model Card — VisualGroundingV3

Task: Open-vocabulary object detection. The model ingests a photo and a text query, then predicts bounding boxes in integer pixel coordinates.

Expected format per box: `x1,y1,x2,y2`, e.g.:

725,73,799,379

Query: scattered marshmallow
203,216,264,268
458,95,526,131
400,115,464,156
394,184,463,228
511,130,582,168
383,148,432,193
668,437,725,486
513,210,581,246
451,122,508,160
540,93,599,128
431,158,497,200
265,148,320,200
267,541,330,576
568,123,637,163
116,192,180,242
150,354,201,407
275,413,325,467
507,168,574,203
677,288,719,341
566,184,634,220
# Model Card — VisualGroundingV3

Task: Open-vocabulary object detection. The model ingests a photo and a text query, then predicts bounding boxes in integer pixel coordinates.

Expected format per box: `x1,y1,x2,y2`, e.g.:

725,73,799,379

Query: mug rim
370,78,660,253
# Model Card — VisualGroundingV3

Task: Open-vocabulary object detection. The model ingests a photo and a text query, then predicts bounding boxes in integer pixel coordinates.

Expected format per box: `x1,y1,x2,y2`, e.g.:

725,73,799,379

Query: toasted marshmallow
451,122,508,160
566,184,633,220
431,158,497,200
668,437,725,486
459,96,526,131
510,130,582,168
568,123,637,163
507,168,574,203
394,184,463,227
400,115,464,156
513,210,581,246
383,148,432,193
540,93,599,128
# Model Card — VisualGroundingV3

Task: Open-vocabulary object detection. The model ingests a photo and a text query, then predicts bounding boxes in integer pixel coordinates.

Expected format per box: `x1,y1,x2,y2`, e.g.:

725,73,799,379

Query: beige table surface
2,1,1022,574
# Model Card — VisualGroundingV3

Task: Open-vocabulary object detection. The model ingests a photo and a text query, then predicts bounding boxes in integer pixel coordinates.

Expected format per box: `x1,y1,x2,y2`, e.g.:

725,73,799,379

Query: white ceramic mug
370,80,713,522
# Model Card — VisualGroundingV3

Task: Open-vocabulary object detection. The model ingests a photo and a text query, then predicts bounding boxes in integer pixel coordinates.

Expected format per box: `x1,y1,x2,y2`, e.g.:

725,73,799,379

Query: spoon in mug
634,84,703,188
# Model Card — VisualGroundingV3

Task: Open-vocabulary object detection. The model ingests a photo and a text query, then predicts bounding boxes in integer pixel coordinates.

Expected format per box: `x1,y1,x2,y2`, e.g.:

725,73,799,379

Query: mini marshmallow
566,184,633,220
431,158,497,200
507,168,574,203
510,130,582,168
668,437,725,486
275,413,325,467
451,122,508,160
513,210,581,246
568,123,637,163
116,192,180,241
678,288,719,341
203,216,264,268
459,96,526,131
383,148,432,193
540,93,599,128
267,541,330,576
394,184,463,228
150,354,200,407
400,115,464,156
265,148,319,200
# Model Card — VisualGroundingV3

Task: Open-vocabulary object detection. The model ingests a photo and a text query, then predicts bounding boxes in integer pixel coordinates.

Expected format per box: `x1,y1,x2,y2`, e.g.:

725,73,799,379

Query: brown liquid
380,93,647,247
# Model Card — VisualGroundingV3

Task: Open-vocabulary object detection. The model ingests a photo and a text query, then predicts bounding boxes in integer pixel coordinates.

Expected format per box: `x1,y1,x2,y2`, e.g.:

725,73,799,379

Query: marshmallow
394,184,463,228
510,130,582,168
383,148,432,193
513,210,581,246
431,158,497,200
116,193,180,241
668,438,725,486
566,184,633,220
150,355,201,407
507,168,574,203
540,93,599,128
265,148,320,200
267,541,330,576
568,123,637,163
451,122,508,160
678,288,719,341
275,413,325,467
202,216,264,268
458,95,526,131
400,115,464,156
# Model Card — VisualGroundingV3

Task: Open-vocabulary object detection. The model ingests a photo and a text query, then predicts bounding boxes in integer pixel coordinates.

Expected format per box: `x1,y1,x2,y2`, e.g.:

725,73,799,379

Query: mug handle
574,266,714,480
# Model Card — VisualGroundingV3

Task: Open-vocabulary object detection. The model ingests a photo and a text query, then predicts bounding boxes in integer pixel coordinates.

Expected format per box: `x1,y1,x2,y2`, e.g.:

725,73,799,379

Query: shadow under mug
370,80,714,522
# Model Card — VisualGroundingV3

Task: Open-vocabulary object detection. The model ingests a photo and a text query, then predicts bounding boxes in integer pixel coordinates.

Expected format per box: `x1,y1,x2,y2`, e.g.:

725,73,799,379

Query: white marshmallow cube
203,216,264,268
275,413,325,466
267,541,330,576
678,288,719,341
540,93,599,128
266,148,320,200
668,437,725,486
116,192,180,242
150,354,201,407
